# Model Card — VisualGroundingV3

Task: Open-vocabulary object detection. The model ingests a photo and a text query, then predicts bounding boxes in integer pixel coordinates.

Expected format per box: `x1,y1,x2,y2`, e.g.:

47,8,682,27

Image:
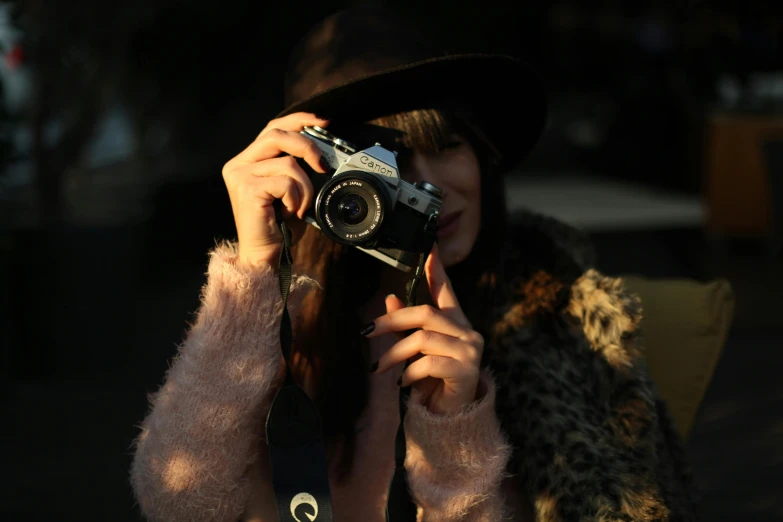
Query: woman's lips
437,211,462,239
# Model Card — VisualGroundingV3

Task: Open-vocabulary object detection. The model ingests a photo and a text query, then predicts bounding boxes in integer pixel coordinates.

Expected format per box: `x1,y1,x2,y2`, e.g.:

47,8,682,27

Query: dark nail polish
396,376,403,386
368,361,379,373
359,322,375,336
320,156,330,172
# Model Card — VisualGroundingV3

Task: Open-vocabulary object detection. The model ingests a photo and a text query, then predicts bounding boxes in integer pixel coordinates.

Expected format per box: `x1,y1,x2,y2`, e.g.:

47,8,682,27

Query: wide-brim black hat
277,7,547,170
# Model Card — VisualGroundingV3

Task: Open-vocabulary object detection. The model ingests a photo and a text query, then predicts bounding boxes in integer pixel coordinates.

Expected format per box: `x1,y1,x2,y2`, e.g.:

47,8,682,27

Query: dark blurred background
1,0,781,520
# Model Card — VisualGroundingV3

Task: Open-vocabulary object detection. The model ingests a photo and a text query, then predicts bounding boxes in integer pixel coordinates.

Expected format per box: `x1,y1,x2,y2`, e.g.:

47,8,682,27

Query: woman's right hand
221,112,330,269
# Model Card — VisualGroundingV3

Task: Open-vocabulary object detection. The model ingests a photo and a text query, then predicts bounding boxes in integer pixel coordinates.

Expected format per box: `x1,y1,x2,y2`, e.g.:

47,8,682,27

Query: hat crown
284,7,445,107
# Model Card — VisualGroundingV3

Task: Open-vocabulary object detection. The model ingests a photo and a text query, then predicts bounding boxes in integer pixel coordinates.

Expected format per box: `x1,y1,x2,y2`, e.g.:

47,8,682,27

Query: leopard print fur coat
480,210,698,521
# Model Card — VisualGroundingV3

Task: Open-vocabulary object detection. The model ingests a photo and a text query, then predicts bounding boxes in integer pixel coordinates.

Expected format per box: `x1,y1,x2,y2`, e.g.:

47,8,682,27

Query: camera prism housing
298,126,442,272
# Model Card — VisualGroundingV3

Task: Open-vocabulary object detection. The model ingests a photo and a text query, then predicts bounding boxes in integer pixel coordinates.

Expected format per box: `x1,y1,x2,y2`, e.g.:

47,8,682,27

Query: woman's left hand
364,244,484,414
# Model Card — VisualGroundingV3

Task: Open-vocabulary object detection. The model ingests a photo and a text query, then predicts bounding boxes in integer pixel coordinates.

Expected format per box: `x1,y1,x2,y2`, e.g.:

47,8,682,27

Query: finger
399,354,477,388
408,377,439,407
236,156,315,219
384,293,408,342
374,329,478,374
364,304,466,340
235,128,327,175
385,293,406,314
425,244,469,326
248,174,302,219
259,112,329,137
385,293,425,363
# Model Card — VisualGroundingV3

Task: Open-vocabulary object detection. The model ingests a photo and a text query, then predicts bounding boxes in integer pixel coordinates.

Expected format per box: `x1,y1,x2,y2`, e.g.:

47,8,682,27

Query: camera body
298,126,442,272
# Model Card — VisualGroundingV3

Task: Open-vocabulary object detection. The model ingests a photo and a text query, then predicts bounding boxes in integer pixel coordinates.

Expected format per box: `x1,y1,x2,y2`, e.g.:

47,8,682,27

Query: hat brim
276,54,547,170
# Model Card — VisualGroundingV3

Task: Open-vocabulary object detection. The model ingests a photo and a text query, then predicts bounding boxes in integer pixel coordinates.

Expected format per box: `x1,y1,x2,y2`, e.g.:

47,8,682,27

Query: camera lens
338,194,368,225
314,171,390,246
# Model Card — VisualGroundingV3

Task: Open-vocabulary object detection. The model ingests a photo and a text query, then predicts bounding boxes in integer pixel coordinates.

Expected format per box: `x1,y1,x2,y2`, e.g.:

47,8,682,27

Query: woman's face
400,135,482,268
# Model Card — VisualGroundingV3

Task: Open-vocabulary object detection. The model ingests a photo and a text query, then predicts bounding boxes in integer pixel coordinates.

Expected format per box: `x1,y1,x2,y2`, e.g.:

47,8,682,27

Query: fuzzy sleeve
129,242,316,522
403,368,513,521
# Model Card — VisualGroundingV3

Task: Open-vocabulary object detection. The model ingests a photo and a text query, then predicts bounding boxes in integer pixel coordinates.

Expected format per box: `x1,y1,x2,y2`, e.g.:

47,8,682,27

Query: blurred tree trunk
30,65,111,225
18,0,160,225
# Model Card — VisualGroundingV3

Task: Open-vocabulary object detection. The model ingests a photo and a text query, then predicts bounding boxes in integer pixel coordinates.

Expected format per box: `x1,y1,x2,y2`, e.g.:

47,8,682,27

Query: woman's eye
442,140,463,151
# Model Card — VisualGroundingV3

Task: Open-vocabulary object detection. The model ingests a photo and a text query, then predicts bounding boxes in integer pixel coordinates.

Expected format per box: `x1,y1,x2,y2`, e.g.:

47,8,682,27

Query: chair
621,276,735,440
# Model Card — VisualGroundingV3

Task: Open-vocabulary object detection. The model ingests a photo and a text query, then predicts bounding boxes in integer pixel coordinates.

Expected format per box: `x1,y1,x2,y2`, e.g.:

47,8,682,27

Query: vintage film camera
297,126,442,271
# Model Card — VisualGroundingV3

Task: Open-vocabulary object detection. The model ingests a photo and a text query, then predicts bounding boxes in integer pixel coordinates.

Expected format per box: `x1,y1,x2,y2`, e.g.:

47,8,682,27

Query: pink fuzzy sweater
130,244,514,521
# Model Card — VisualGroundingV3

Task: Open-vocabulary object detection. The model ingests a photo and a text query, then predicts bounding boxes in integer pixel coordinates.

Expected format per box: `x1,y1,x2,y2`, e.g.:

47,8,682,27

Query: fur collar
483,209,698,521
488,210,643,373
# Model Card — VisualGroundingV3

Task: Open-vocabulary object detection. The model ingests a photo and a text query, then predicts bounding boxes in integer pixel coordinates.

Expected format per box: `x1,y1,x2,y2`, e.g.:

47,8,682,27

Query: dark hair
288,106,508,481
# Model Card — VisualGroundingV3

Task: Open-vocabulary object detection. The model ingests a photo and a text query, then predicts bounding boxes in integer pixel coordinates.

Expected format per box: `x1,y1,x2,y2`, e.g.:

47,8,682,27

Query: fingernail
368,361,379,373
396,376,403,386
320,156,330,172
359,322,375,336
386,293,396,300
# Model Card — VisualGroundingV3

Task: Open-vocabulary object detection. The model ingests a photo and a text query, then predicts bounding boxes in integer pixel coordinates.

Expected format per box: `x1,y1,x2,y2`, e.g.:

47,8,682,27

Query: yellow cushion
620,276,735,440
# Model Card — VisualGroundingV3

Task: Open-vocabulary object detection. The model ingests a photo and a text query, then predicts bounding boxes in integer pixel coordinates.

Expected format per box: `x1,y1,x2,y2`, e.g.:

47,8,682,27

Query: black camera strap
265,207,335,522
385,249,428,522
387,212,439,520
265,202,434,522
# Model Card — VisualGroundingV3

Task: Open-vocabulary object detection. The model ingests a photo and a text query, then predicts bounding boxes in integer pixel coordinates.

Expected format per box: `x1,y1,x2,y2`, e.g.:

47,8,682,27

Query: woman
130,6,697,522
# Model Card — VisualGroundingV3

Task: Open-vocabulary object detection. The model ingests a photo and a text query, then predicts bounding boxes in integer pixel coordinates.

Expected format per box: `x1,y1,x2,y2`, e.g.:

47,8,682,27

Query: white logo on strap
290,492,319,522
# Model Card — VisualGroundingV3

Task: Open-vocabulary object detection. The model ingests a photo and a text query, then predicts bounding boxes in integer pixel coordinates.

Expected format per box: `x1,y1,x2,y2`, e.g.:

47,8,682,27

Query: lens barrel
315,171,390,245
